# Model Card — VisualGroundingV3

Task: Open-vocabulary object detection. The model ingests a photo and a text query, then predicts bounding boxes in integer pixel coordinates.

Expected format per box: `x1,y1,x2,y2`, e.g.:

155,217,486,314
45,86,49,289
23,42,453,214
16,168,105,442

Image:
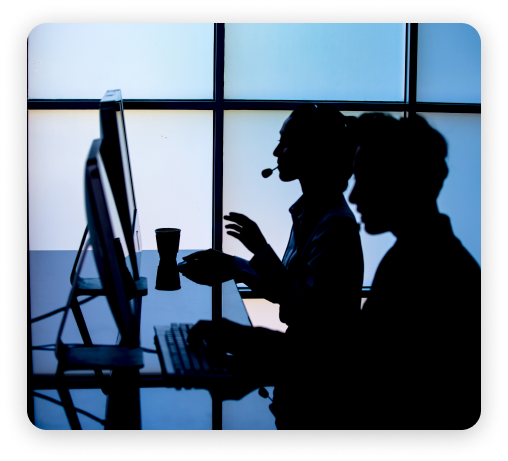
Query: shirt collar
289,195,307,219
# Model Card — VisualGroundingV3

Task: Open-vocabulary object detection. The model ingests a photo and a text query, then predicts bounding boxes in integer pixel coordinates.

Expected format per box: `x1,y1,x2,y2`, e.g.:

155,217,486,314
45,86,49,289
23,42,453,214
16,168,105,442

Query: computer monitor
82,138,138,346
55,138,141,393
99,89,141,281
70,89,142,286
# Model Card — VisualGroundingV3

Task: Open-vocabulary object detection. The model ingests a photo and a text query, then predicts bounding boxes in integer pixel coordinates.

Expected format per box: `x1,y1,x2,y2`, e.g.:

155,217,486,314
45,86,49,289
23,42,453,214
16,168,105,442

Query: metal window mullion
211,23,225,431
27,99,480,114
212,23,225,254
404,23,410,118
407,23,419,118
211,23,225,324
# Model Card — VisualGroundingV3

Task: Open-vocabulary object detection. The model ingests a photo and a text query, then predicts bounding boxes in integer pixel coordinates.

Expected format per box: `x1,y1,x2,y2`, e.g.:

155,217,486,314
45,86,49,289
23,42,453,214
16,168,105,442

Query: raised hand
224,212,268,255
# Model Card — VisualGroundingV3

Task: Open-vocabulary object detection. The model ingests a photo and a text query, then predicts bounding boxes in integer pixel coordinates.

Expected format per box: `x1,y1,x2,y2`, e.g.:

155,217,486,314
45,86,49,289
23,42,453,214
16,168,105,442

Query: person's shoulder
443,235,481,280
317,211,359,234
431,215,480,273
308,214,361,250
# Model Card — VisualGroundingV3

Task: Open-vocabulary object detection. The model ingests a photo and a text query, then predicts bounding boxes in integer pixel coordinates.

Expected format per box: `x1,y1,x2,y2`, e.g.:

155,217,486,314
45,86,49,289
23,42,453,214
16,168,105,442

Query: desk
29,250,276,429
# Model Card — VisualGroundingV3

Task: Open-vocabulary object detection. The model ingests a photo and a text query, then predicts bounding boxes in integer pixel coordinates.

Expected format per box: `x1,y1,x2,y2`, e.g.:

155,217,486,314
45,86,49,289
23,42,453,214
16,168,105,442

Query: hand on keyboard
187,319,227,353
188,318,253,356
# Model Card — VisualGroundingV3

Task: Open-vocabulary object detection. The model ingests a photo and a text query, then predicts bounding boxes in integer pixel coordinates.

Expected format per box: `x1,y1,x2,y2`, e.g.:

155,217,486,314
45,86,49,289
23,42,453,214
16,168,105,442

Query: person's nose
273,144,288,158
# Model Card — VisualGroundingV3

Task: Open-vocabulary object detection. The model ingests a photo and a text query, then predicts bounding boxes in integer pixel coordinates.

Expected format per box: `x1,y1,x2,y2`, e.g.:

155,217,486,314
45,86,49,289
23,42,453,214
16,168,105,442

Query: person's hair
356,113,448,199
287,103,358,192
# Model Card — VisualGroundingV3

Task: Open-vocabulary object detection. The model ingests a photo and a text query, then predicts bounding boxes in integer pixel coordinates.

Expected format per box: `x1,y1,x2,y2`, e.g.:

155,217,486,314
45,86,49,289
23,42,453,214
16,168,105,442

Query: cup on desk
155,259,181,291
155,228,181,261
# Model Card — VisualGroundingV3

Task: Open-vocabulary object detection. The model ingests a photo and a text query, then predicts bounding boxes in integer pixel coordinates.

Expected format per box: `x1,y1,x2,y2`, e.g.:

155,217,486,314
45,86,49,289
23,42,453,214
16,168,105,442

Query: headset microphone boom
261,166,278,178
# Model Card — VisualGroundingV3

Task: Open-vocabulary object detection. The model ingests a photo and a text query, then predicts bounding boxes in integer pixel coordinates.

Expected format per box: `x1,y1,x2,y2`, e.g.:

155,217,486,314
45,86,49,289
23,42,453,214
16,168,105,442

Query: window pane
28,24,214,99
223,110,299,260
417,24,481,103
124,111,213,250
28,110,99,250
28,110,213,250
223,110,402,287
225,24,406,101
419,113,481,264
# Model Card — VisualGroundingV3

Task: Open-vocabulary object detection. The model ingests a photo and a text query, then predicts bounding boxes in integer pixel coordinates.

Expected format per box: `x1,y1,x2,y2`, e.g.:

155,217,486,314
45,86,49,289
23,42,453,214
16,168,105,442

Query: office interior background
28,23,481,428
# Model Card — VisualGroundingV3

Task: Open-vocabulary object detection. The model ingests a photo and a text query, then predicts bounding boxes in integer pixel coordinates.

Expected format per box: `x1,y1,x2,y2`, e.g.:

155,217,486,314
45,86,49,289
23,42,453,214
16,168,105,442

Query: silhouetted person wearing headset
349,113,480,429
180,104,364,429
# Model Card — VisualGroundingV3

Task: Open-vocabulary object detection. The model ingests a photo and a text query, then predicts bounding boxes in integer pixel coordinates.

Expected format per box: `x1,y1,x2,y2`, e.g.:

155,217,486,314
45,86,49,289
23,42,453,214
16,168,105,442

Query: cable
31,295,98,323
33,392,105,425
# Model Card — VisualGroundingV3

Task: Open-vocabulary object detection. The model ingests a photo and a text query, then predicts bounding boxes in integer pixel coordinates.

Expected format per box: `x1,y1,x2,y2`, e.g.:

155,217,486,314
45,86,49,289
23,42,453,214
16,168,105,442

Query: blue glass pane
417,24,481,103
28,110,213,251
420,113,481,264
225,24,406,101
28,24,214,99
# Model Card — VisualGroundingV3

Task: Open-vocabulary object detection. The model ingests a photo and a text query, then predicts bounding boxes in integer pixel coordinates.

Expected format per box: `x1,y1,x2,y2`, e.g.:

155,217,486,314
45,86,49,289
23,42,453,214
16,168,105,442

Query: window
28,23,481,277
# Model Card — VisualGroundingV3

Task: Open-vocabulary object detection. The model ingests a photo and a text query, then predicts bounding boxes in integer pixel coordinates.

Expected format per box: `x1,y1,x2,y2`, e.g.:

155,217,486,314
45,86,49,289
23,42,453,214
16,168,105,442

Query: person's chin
278,171,297,182
362,217,389,235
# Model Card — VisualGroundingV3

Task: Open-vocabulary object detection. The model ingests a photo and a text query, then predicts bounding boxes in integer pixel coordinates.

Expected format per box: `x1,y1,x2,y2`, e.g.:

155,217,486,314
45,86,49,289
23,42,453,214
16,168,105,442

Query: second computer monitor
84,138,139,346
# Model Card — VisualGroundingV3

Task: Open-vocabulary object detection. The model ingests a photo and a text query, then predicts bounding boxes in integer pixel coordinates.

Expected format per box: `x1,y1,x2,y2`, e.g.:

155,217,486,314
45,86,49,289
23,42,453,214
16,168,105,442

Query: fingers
224,224,242,233
226,231,242,241
224,212,251,225
225,224,246,245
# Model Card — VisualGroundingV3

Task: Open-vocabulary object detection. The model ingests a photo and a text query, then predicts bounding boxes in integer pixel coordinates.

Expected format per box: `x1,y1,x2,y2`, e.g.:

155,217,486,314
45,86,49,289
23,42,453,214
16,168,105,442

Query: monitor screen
99,89,142,280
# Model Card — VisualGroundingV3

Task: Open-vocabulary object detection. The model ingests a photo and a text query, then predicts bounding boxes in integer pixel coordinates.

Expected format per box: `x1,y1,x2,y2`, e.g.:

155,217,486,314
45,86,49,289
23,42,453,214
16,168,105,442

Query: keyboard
155,324,234,379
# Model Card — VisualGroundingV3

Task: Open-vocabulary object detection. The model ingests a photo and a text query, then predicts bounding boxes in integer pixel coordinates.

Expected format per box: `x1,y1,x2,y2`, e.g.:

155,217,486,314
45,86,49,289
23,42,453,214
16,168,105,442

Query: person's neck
391,202,441,239
299,177,338,198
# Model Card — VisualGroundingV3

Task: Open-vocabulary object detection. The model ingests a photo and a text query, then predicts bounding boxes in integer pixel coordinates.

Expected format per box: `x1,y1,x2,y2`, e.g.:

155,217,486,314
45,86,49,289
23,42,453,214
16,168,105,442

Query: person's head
273,103,357,192
349,113,448,235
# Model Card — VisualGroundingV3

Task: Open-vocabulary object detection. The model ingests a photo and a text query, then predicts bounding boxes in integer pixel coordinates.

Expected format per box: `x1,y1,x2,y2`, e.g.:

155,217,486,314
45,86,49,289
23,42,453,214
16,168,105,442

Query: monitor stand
56,239,145,429
70,227,147,294
67,227,147,394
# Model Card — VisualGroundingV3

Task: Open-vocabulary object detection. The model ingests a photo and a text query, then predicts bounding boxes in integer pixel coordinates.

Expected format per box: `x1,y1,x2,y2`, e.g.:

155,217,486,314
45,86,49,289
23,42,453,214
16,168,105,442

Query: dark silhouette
155,259,181,291
180,104,364,429
349,113,480,429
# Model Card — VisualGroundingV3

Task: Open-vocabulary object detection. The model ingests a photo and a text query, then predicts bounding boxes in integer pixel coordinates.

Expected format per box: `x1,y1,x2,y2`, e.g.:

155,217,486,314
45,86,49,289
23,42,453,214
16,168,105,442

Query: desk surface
29,250,276,429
